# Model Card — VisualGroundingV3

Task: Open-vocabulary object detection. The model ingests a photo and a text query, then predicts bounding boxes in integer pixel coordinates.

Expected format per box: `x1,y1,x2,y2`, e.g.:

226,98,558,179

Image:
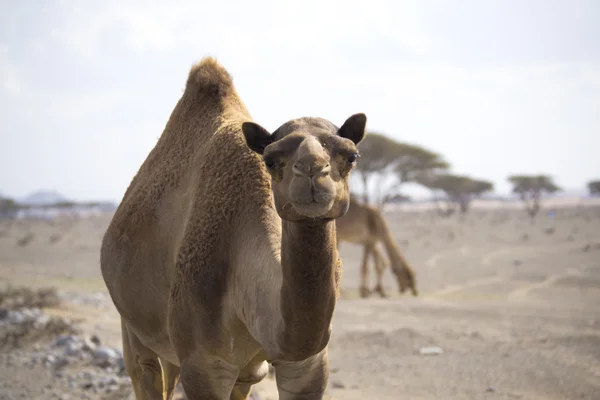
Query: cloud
0,45,24,96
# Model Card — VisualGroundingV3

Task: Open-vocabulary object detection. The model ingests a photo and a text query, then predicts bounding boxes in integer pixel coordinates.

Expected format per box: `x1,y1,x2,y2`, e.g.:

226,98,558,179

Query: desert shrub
16,233,34,247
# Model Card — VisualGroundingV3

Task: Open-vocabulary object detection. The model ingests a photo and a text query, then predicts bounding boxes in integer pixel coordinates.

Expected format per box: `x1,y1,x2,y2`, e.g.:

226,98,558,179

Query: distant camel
100,57,367,399
336,196,418,298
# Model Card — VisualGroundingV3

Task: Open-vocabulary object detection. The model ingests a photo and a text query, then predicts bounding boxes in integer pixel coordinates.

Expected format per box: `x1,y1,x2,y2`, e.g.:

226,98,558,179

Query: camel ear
242,122,273,155
337,113,367,145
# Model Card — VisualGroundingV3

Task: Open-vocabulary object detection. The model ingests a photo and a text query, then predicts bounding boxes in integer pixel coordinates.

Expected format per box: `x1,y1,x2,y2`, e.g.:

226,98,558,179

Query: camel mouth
291,200,335,218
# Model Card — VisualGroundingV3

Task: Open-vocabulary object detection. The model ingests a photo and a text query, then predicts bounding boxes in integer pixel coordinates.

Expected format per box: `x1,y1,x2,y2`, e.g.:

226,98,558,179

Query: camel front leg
359,244,373,298
272,349,329,400
372,245,388,298
179,353,240,400
121,319,164,400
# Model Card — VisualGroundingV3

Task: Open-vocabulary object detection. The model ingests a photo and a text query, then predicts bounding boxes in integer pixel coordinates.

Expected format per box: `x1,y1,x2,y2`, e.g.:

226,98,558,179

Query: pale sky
1,0,599,202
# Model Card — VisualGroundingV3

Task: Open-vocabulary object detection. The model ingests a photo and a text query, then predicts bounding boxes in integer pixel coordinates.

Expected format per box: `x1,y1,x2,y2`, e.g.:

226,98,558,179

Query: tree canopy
417,173,494,215
354,132,404,175
0,196,19,219
355,132,449,207
507,175,561,218
508,175,560,195
588,180,600,196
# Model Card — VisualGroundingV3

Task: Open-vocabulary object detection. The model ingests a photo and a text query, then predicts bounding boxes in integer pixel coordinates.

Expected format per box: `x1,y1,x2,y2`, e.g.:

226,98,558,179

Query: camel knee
273,351,329,400
139,359,163,398
179,356,239,399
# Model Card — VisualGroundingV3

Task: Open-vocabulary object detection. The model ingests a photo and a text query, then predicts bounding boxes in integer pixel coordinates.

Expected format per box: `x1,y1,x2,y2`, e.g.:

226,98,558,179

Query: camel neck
277,219,339,360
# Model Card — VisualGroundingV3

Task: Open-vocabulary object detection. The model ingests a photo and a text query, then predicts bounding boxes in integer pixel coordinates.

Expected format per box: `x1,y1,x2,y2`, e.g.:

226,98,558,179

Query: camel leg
179,353,239,399
160,356,181,400
372,245,388,298
359,244,372,298
272,349,329,400
121,319,164,400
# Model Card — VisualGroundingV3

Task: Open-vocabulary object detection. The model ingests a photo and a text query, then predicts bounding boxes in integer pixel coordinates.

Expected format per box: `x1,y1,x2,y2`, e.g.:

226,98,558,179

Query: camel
100,57,366,400
335,196,418,298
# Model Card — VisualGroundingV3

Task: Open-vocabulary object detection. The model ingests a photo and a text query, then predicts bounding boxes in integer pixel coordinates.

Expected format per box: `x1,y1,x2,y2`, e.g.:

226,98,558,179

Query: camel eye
347,153,358,164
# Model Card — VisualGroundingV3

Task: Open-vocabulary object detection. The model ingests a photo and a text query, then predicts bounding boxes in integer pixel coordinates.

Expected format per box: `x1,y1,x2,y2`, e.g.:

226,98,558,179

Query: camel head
242,113,366,221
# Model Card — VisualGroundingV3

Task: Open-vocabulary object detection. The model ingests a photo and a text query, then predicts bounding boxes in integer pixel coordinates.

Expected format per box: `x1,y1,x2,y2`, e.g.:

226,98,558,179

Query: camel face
243,113,366,221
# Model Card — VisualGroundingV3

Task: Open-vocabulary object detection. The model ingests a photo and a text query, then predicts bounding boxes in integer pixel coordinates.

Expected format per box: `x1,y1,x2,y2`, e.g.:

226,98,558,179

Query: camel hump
186,57,234,98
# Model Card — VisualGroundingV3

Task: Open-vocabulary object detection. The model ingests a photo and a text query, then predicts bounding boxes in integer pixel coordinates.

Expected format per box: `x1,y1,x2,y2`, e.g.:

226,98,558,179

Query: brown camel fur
335,196,418,298
100,57,366,400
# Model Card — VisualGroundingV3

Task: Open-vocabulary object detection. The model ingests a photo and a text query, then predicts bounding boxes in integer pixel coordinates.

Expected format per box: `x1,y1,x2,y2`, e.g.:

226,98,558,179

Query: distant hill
20,190,70,206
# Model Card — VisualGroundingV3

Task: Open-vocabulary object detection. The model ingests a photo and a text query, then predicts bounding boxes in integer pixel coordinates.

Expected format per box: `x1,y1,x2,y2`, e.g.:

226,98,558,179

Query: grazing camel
100,57,366,400
335,196,418,298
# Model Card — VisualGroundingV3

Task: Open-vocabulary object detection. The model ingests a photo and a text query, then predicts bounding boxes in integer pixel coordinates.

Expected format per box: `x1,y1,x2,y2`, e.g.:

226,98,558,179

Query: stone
419,346,443,356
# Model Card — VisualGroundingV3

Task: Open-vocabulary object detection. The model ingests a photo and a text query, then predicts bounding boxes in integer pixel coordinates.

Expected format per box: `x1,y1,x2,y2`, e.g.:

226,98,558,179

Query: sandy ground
1,202,599,399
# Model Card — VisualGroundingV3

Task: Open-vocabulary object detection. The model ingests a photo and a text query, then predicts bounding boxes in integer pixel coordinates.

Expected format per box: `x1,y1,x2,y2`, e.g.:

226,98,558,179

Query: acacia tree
588,180,600,196
355,133,449,208
354,132,404,205
382,143,449,207
418,173,494,216
0,196,19,220
508,175,560,219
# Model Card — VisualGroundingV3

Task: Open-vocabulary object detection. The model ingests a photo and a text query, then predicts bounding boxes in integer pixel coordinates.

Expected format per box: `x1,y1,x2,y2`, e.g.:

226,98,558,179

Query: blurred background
1,1,599,399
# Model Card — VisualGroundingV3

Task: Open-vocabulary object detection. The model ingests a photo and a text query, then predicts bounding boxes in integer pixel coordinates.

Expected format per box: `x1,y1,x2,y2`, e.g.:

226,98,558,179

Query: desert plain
0,198,599,399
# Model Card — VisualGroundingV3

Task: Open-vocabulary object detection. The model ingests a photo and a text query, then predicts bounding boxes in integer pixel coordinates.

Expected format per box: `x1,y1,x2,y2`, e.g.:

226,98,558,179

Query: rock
486,386,496,392
44,354,56,366
90,334,101,346
82,337,97,352
33,313,51,329
419,346,443,356
55,335,78,347
83,371,94,380
93,346,121,368
96,376,119,390
64,341,83,357
9,311,26,324
93,346,118,360
54,356,70,369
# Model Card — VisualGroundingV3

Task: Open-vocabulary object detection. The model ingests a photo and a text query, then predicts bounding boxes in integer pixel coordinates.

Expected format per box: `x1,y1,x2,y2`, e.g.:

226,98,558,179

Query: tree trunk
361,173,369,205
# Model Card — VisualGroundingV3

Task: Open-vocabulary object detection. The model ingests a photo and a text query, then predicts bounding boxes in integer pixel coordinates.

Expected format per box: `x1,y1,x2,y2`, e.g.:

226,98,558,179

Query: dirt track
1,203,599,399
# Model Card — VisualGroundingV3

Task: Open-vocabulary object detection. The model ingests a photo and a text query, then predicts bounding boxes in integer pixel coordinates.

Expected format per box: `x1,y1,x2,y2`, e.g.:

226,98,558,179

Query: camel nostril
293,163,308,176
293,158,330,177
